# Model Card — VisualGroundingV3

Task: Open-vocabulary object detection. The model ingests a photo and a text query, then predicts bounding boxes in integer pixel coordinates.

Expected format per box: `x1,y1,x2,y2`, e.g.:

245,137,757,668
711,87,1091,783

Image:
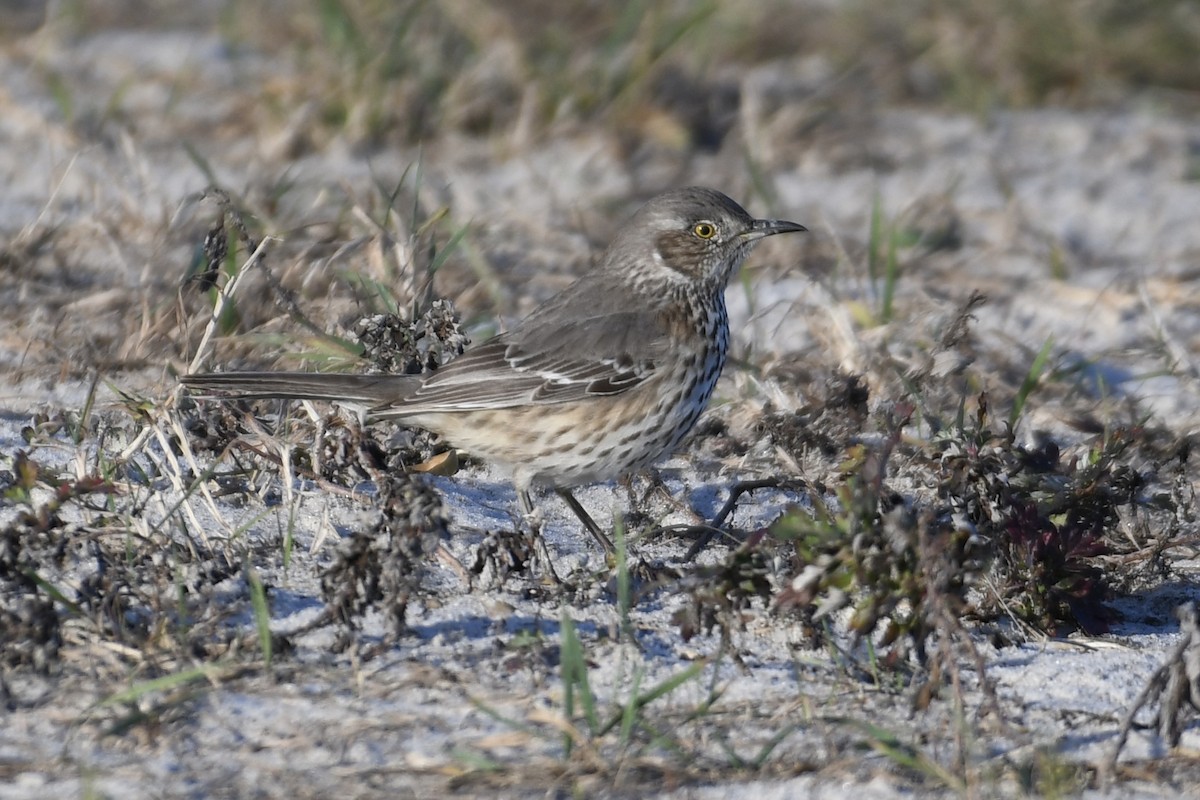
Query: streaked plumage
183,187,805,555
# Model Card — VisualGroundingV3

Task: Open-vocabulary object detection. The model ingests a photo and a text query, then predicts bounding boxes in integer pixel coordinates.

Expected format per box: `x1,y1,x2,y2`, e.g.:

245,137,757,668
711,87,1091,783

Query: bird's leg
555,488,615,555
519,489,562,584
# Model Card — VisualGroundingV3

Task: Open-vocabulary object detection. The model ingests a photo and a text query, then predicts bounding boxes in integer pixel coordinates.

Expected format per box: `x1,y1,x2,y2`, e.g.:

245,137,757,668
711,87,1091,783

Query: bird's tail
181,371,420,407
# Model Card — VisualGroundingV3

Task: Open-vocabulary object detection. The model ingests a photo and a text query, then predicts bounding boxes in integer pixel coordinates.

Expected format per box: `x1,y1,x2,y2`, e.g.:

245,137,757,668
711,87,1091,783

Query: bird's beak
744,217,807,240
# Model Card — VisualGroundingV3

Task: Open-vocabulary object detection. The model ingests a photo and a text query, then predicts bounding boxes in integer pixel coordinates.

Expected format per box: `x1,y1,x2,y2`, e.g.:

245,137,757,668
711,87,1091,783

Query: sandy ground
2,8,1200,799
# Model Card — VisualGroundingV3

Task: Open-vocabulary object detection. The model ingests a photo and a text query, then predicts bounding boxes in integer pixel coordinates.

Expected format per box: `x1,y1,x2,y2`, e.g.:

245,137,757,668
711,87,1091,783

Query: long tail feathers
181,371,418,407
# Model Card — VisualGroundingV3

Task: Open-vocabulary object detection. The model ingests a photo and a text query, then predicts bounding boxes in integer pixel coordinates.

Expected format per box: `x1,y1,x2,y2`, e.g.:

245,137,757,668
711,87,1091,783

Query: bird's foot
529,529,565,587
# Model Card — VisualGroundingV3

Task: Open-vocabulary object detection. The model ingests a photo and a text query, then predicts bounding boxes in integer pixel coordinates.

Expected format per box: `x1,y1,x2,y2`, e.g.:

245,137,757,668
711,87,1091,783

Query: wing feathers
185,282,675,418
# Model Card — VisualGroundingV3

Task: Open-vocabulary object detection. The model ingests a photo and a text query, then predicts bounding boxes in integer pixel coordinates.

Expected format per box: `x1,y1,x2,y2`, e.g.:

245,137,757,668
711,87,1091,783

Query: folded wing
374,305,669,417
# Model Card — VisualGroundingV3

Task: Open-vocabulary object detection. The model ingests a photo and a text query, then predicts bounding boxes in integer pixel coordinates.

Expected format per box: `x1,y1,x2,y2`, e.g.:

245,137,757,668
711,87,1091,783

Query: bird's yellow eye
693,222,717,239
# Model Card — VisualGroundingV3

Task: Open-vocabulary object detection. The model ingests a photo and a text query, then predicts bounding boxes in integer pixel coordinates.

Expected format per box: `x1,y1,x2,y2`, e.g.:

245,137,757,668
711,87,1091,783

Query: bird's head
607,187,806,290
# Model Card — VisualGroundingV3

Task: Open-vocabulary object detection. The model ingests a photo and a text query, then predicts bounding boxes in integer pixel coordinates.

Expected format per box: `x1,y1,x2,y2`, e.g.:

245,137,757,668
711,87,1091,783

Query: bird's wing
372,304,671,416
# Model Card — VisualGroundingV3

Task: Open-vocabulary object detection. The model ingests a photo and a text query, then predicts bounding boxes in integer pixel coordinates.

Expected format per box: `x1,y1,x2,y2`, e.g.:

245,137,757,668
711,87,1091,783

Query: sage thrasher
183,187,805,555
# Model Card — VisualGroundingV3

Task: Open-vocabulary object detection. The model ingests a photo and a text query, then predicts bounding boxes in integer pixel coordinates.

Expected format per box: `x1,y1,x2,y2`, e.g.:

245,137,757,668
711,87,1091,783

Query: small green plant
95,663,235,737
940,396,1144,635
1018,746,1090,799
850,720,967,793
866,192,901,325
465,609,720,783
773,412,980,669
863,193,933,326
244,559,273,669
1009,336,1055,430
557,610,710,759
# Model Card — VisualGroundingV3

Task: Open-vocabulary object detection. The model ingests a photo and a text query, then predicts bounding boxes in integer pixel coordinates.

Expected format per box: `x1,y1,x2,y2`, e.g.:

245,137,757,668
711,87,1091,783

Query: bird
182,187,806,561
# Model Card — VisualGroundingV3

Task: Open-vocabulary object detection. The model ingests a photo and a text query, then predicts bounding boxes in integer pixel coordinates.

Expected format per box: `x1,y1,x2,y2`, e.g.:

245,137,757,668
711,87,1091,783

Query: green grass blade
597,660,706,736
244,559,273,669
1009,336,1055,429
617,665,644,749
98,664,224,707
559,612,600,734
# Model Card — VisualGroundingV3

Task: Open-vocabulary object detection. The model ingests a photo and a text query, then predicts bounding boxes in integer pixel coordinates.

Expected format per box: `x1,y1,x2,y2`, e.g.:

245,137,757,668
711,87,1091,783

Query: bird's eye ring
693,222,717,239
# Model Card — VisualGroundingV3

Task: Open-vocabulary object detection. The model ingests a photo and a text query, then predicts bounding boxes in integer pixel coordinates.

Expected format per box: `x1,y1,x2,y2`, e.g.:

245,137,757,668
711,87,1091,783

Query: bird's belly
405,349,723,489
533,355,722,487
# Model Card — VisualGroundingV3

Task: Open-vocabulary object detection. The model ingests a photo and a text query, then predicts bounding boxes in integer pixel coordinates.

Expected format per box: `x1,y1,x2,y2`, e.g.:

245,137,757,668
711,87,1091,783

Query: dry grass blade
185,229,278,377
1104,602,1200,782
